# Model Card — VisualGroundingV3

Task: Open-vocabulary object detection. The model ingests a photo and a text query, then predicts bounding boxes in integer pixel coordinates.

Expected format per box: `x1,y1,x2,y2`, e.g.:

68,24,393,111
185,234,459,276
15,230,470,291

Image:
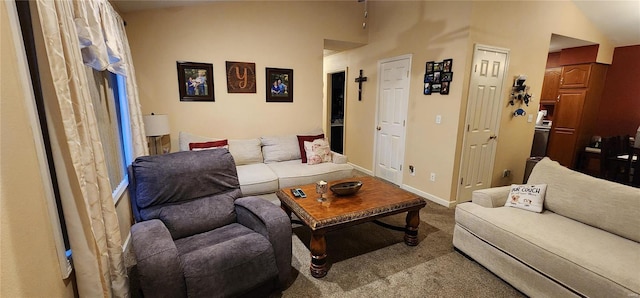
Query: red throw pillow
189,139,228,151
297,134,324,163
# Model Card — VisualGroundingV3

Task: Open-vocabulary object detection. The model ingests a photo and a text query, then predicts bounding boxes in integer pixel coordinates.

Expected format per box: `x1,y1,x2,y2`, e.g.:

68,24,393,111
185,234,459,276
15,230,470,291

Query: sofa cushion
297,134,324,163
228,138,263,165
304,138,332,165
260,135,301,163
267,159,354,189
528,158,640,242
236,163,279,195
179,131,217,151
504,184,547,213
178,132,263,165
176,223,278,297
456,202,640,296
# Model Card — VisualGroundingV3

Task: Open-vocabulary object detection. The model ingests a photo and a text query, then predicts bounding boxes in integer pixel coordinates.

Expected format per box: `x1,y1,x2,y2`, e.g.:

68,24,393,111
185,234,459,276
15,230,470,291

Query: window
85,67,133,200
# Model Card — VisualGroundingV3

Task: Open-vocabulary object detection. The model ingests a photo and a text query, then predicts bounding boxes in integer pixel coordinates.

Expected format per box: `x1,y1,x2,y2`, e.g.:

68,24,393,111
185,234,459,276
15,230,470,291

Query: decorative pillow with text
504,184,547,213
189,140,229,151
304,139,332,165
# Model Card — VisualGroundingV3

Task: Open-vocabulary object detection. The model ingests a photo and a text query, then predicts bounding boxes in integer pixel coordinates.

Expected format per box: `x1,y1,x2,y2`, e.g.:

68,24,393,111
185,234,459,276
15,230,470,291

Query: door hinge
400,164,402,171
403,120,406,127
460,177,464,185
407,71,410,78
467,124,470,132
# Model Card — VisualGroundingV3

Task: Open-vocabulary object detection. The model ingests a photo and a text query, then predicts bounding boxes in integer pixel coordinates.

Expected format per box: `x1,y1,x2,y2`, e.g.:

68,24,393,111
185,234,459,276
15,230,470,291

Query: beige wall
0,2,75,297
465,1,614,195
126,1,614,205
325,1,614,204
324,1,473,204
124,1,367,149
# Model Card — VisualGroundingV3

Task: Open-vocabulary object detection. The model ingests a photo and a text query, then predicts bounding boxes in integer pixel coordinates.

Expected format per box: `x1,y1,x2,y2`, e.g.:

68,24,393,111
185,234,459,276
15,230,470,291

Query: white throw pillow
228,138,263,165
260,135,301,163
504,184,547,213
304,139,332,165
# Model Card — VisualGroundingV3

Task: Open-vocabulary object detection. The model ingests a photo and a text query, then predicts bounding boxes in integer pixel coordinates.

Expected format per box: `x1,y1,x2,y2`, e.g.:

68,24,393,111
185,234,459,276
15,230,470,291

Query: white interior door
375,55,411,185
458,45,509,202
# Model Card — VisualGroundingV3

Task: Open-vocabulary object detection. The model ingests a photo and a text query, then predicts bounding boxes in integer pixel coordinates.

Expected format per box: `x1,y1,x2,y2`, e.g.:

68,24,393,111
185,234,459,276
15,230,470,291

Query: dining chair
600,135,631,184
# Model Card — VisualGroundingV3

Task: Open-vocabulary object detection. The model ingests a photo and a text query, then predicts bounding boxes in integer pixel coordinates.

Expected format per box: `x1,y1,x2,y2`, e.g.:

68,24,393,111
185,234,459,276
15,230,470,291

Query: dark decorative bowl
330,181,363,196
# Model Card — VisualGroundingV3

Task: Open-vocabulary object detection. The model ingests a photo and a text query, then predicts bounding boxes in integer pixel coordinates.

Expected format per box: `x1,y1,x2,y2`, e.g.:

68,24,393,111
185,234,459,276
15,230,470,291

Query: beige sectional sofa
178,132,354,195
454,157,640,297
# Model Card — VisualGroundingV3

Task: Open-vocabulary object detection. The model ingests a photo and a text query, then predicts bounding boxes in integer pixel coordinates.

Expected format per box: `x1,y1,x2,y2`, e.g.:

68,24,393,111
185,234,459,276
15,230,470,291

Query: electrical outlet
503,169,511,178
409,165,415,176
435,115,442,124
527,114,533,123
430,172,436,182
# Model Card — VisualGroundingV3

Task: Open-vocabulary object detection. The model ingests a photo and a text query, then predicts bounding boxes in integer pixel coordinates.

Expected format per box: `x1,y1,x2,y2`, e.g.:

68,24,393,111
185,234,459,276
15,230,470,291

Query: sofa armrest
332,151,348,164
235,197,292,287
472,186,511,208
131,219,186,297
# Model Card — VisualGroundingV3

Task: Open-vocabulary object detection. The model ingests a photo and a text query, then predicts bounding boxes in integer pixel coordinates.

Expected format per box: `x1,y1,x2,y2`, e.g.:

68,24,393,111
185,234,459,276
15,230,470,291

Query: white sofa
178,132,354,195
454,157,640,297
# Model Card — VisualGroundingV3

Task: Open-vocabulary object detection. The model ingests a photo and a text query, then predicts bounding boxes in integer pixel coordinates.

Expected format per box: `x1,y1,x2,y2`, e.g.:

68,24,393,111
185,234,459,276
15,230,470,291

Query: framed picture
226,61,256,93
440,81,450,95
433,71,442,84
266,68,293,102
443,59,453,72
177,61,214,102
424,74,432,95
433,62,443,72
442,72,453,82
426,61,435,74
431,83,442,93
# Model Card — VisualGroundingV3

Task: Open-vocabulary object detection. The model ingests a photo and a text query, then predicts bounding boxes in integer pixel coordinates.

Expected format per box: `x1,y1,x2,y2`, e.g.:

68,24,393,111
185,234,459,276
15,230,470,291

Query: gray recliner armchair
128,149,292,297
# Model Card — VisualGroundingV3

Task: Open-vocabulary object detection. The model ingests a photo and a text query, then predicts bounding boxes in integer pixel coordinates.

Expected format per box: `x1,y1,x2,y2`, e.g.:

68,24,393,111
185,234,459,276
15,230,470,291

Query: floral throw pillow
504,184,547,213
303,139,332,165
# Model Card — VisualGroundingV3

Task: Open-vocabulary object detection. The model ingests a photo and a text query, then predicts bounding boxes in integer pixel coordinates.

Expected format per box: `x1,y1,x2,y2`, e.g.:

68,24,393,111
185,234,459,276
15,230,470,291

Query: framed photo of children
177,61,214,102
266,68,293,102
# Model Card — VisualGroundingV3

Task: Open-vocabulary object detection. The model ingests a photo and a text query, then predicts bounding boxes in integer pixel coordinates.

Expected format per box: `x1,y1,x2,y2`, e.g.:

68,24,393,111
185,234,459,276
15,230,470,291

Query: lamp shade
143,114,170,136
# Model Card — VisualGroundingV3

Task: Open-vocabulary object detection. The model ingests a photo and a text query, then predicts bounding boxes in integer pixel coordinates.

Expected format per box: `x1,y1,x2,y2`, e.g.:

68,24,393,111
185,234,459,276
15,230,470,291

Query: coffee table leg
404,210,420,246
310,231,328,278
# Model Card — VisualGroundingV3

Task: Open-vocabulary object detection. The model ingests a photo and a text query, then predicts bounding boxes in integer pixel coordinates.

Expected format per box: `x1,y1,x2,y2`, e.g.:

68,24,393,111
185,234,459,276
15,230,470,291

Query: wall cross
355,69,368,101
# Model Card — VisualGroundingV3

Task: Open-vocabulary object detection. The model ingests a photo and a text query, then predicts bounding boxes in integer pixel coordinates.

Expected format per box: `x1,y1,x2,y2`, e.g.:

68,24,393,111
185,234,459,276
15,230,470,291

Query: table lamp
143,113,170,155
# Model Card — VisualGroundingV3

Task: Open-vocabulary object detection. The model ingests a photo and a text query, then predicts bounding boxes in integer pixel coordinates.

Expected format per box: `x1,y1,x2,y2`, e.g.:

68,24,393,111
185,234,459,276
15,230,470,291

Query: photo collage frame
424,58,453,95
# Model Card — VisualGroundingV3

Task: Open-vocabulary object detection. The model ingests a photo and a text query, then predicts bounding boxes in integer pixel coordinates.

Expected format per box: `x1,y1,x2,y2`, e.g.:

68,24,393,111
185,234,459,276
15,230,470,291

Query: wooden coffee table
276,176,426,278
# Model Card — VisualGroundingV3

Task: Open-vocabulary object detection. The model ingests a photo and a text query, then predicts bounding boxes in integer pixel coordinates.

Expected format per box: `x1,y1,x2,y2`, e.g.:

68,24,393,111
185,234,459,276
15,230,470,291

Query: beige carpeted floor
257,193,524,298
127,192,525,298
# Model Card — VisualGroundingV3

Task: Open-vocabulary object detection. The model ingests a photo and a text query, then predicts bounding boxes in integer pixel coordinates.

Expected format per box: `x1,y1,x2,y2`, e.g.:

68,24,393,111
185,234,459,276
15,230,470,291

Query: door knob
489,135,497,140
377,126,381,131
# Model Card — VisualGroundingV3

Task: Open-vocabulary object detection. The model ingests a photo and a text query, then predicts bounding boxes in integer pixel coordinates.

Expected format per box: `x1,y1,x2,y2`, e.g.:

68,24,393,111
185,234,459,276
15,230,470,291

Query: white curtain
35,0,147,296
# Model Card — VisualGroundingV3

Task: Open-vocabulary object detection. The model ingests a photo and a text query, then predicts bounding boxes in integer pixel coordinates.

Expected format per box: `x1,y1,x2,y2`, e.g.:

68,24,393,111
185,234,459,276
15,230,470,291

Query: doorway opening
330,71,345,154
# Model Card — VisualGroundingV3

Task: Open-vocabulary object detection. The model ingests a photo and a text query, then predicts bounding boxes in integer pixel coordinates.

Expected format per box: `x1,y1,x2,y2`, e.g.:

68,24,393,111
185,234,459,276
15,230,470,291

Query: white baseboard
349,162,374,176
401,184,457,208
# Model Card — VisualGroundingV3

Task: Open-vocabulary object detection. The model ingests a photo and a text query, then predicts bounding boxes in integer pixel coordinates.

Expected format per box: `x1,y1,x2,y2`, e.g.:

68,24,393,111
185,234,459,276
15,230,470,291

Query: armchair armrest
131,219,186,297
235,197,292,287
332,151,348,164
472,186,511,208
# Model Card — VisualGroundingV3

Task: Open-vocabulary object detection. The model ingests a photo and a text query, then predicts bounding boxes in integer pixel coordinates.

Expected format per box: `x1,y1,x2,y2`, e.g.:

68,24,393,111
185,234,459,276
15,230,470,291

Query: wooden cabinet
540,67,561,103
559,64,592,89
547,63,607,168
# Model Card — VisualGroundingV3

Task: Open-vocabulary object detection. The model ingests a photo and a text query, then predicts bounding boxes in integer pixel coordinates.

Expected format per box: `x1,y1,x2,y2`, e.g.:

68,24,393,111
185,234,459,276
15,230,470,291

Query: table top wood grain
277,176,426,231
